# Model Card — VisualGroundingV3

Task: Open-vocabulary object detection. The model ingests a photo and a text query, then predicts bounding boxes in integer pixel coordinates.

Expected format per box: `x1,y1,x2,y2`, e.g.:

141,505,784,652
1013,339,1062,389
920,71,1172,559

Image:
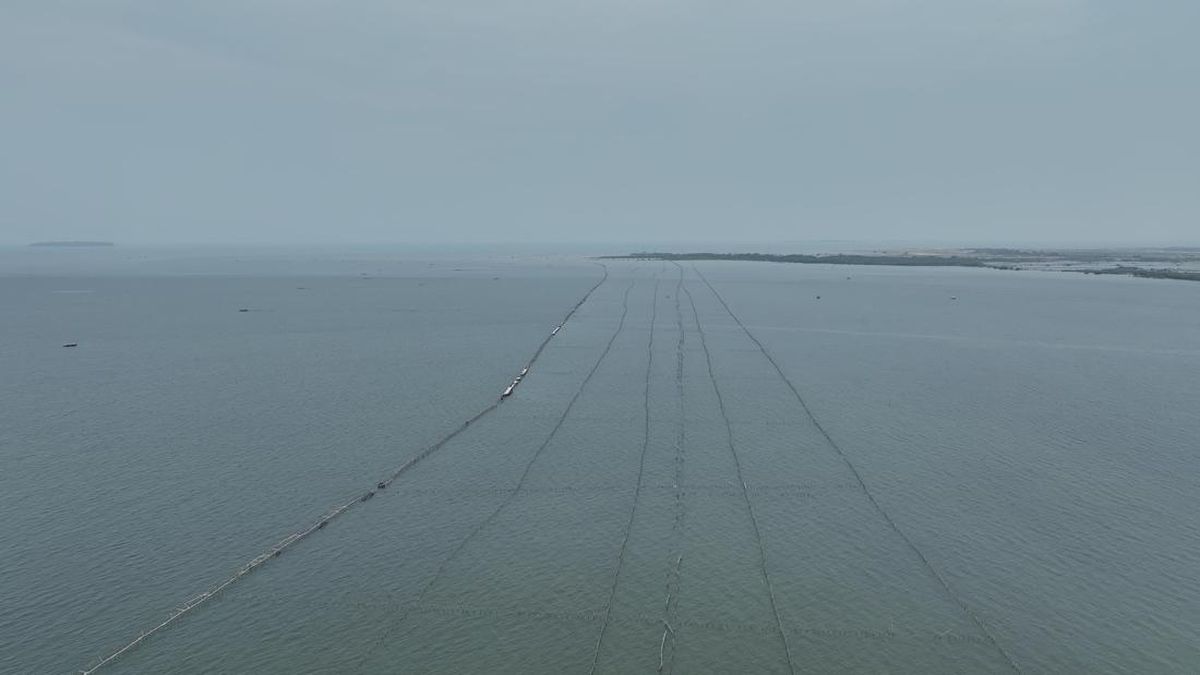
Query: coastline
606,250,1200,282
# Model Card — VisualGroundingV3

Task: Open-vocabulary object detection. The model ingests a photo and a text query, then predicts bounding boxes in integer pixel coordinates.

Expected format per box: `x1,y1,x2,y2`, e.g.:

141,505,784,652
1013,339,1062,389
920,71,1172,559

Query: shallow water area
3,250,1199,673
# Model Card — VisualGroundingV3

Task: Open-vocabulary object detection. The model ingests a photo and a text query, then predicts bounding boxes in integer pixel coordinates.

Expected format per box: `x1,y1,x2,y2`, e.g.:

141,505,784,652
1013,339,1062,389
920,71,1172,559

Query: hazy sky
2,1,1197,245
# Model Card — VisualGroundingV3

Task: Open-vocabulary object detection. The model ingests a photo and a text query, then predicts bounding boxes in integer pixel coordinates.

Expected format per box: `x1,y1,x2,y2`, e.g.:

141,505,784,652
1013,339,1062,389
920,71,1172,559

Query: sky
1,1,1197,246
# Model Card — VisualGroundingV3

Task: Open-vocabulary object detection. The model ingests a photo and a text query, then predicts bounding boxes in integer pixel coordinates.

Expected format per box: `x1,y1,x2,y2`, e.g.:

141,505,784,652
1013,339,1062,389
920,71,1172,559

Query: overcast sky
2,1,1197,246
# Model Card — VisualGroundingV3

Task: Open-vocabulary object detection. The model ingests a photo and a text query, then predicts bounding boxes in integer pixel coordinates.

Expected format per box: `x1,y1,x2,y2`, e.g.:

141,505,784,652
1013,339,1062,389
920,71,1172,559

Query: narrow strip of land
608,250,1200,282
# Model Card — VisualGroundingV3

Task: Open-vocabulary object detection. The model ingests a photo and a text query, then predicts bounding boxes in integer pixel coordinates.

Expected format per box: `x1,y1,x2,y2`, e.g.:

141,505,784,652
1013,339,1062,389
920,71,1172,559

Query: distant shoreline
29,241,115,247
606,250,1200,283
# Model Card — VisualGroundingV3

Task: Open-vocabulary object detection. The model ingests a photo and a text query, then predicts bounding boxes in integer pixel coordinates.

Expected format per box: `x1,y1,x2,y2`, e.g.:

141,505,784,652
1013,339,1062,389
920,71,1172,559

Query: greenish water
2,250,1199,673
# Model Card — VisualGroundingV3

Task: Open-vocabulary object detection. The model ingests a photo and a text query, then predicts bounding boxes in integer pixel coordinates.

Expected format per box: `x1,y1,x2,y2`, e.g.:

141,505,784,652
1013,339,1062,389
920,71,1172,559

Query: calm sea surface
2,248,1198,673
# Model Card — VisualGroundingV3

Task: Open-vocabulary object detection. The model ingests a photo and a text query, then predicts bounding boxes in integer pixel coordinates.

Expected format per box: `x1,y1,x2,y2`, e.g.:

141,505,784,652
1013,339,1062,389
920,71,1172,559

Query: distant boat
62,343,78,348
551,326,561,336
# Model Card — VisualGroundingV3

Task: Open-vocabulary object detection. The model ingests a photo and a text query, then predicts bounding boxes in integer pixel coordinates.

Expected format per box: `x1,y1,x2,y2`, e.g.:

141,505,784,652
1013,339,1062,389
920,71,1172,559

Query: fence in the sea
81,265,609,673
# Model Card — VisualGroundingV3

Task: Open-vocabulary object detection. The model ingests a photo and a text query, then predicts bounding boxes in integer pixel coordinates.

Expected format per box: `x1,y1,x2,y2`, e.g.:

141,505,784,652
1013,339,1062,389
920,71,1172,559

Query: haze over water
3,247,1199,673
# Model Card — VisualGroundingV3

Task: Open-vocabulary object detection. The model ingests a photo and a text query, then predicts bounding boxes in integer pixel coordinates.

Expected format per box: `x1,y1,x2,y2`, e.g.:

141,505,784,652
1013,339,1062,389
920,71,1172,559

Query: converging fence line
81,264,609,674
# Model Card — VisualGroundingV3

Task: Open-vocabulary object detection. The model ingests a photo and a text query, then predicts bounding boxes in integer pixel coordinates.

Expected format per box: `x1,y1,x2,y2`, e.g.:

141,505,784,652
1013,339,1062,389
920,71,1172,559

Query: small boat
377,481,387,490
62,343,78,348
551,326,561,336
361,491,375,502
502,383,516,398
238,308,249,312
520,367,529,376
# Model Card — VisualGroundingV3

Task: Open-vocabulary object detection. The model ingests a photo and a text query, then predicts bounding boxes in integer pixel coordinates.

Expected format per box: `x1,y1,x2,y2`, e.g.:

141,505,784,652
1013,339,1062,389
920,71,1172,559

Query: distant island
1082,265,1200,282
607,249,1200,283
29,241,115,247
610,252,988,267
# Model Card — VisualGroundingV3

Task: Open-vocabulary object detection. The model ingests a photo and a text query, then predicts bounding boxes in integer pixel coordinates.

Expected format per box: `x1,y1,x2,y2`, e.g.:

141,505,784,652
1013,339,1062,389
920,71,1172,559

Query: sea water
2,249,1198,673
